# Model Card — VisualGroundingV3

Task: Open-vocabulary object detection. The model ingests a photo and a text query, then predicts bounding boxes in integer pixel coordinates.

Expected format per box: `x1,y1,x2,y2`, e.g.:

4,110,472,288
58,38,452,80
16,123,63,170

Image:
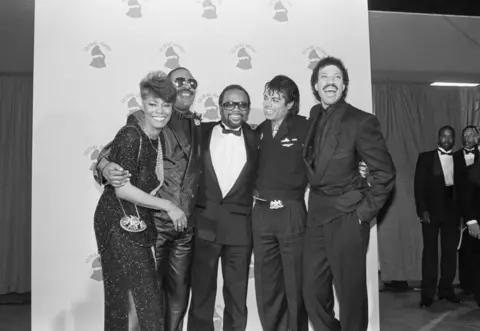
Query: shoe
420,297,433,308
438,295,463,303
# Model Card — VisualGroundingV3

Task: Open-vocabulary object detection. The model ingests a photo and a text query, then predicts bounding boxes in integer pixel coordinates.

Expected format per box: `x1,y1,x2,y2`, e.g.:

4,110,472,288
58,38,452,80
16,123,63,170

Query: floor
0,289,479,331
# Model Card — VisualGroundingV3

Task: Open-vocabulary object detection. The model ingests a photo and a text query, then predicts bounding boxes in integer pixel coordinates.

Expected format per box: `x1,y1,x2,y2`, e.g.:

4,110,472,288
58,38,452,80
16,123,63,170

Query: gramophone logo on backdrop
269,0,292,22
197,0,222,19
196,93,220,121
85,253,103,282
231,44,256,70
124,0,144,18
84,145,105,174
160,43,185,70
84,41,111,68
302,45,327,70
121,92,142,116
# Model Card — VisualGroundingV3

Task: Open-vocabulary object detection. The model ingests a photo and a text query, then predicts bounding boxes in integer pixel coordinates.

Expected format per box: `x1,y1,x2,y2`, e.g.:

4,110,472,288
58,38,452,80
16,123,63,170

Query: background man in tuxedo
94,67,202,331
414,126,462,308
187,85,260,331
454,125,480,295
302,56,396,331
461,127,480,307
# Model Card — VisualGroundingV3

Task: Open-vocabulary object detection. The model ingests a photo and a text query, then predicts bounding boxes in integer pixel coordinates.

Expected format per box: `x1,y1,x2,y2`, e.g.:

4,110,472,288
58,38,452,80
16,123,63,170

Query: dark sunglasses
174,77,198,89
222,101,250,111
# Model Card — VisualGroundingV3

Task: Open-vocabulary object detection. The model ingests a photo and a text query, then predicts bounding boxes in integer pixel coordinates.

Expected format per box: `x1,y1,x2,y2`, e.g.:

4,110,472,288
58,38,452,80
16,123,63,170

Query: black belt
253,190,304,210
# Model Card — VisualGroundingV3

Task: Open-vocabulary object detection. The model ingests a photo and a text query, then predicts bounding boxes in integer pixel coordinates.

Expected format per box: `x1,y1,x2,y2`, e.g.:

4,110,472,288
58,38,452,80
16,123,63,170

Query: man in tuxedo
187,84,260,331
461,127,480,307
94,67,202,331
414,126,462,308
302,56,395,331
454,125,480,295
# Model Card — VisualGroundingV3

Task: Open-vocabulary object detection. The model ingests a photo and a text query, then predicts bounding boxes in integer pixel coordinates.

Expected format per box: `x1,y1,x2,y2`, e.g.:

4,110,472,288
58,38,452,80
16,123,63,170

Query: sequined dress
94,124,165,331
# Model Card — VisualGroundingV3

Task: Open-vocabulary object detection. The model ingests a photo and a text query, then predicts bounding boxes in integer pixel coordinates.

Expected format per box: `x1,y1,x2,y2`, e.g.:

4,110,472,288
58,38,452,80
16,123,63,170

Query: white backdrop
32,0,379,330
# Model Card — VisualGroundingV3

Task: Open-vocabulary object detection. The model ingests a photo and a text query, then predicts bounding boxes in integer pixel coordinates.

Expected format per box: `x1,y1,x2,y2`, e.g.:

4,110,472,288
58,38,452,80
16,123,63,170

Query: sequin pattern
94,124,165,331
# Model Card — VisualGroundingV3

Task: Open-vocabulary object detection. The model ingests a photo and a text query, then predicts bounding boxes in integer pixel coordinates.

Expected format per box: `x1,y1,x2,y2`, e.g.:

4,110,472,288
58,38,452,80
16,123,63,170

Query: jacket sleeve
355,115,396,223
413,153,427,217
93,142,113,185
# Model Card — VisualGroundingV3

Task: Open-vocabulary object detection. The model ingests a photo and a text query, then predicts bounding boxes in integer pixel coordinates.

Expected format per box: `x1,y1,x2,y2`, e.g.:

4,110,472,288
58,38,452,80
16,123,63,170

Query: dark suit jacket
454,148,479,222
195,121,260,246
94,110,203,223
414,150,459,223
303,100,395,224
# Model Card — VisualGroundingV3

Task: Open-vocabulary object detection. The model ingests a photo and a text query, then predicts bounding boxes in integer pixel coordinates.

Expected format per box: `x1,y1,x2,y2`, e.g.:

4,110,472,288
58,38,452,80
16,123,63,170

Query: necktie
220,123,242,136
464,149,474,155
438,149,452,156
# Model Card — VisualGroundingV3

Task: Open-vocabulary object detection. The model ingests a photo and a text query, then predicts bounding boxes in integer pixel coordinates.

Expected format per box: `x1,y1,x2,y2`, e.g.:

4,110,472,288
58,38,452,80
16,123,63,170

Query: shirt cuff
466,220,478,225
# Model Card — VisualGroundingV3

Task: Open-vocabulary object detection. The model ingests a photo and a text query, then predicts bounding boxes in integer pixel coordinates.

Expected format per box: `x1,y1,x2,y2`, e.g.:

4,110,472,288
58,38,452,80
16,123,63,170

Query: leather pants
155,218,194,331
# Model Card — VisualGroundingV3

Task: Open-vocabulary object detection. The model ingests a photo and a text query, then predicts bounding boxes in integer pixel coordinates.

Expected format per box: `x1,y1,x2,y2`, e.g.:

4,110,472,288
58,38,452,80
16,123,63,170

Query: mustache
323,84,338,91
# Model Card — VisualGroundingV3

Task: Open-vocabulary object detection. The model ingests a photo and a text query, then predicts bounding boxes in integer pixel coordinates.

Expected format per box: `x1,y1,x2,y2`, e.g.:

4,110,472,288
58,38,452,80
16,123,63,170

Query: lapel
432,150,446,184
167,112,191,159
303,106,323,175
223,123,256,199
203,122,222,195
313,102,348,182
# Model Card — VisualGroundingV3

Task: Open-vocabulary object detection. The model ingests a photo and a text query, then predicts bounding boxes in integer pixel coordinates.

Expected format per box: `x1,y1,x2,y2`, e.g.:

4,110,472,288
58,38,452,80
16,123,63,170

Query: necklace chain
141,126,164,193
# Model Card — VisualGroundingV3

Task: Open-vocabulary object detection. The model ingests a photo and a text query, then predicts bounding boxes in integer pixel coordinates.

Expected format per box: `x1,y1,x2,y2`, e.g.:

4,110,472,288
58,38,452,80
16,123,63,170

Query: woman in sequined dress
94,71,187,331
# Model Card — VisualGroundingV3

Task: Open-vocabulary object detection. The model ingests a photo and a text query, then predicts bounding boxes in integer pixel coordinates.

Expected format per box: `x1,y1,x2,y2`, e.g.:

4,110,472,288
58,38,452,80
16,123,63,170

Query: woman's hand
166,202,187,232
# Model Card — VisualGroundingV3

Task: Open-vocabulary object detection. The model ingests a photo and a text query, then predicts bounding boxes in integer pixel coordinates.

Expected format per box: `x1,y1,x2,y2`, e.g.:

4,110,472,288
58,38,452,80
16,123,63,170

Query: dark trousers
303,211,370,331
155,219,194,331
459,228,475,292
187,237,252,331
459,230,480,300
252,200,308,331
421,221,459,299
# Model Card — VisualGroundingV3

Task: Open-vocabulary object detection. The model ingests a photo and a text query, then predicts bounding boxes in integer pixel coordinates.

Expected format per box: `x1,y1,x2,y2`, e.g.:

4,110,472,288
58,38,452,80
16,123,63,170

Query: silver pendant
120,215,147,233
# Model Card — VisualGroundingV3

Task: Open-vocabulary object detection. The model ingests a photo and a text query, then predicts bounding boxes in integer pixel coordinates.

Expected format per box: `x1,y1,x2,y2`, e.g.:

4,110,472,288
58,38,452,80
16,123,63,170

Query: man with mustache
303,56,395,331
187,84,260,331
415,126,462,308
453,126,480,296
455,126,480,308
94,67,202,331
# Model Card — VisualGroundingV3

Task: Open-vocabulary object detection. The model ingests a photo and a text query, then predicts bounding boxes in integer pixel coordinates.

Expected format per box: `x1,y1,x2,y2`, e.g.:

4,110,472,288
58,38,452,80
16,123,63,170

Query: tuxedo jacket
454,148,479,222
195,121,260,246
94,110,203,222
414,150,459,223
303,100,396,224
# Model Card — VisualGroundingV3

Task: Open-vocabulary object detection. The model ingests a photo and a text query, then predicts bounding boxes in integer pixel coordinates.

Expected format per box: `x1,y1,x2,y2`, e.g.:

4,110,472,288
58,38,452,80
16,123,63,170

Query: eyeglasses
174,77,198,89
222,101,250,111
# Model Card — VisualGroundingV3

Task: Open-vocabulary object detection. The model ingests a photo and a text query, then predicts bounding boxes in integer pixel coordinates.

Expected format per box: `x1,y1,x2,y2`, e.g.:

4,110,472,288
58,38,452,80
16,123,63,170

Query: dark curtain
0,74,32,294
373,84,463,281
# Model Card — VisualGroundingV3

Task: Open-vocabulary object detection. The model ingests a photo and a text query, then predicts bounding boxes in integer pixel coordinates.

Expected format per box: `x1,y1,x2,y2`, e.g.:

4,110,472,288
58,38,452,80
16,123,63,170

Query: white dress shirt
437,147,454,186
210,123,247,198
464,148,475,166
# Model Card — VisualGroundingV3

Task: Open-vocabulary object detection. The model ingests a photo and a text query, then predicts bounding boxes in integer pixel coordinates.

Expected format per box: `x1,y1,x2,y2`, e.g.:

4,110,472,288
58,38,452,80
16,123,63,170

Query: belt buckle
269,200,284,210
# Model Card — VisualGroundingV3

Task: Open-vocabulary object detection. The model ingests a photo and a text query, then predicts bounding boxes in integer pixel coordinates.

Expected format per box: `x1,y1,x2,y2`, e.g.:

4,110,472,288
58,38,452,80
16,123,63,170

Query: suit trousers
187,237,252,331
155,218,194,331
421,221,459,299
252,199,308,331
303,211,370,331
458,227,480,303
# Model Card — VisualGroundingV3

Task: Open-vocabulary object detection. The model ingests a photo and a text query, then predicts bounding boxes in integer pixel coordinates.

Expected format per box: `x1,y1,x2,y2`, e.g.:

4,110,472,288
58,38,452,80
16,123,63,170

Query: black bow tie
438,149,452,156
220,123,242,136
464,149,475,155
